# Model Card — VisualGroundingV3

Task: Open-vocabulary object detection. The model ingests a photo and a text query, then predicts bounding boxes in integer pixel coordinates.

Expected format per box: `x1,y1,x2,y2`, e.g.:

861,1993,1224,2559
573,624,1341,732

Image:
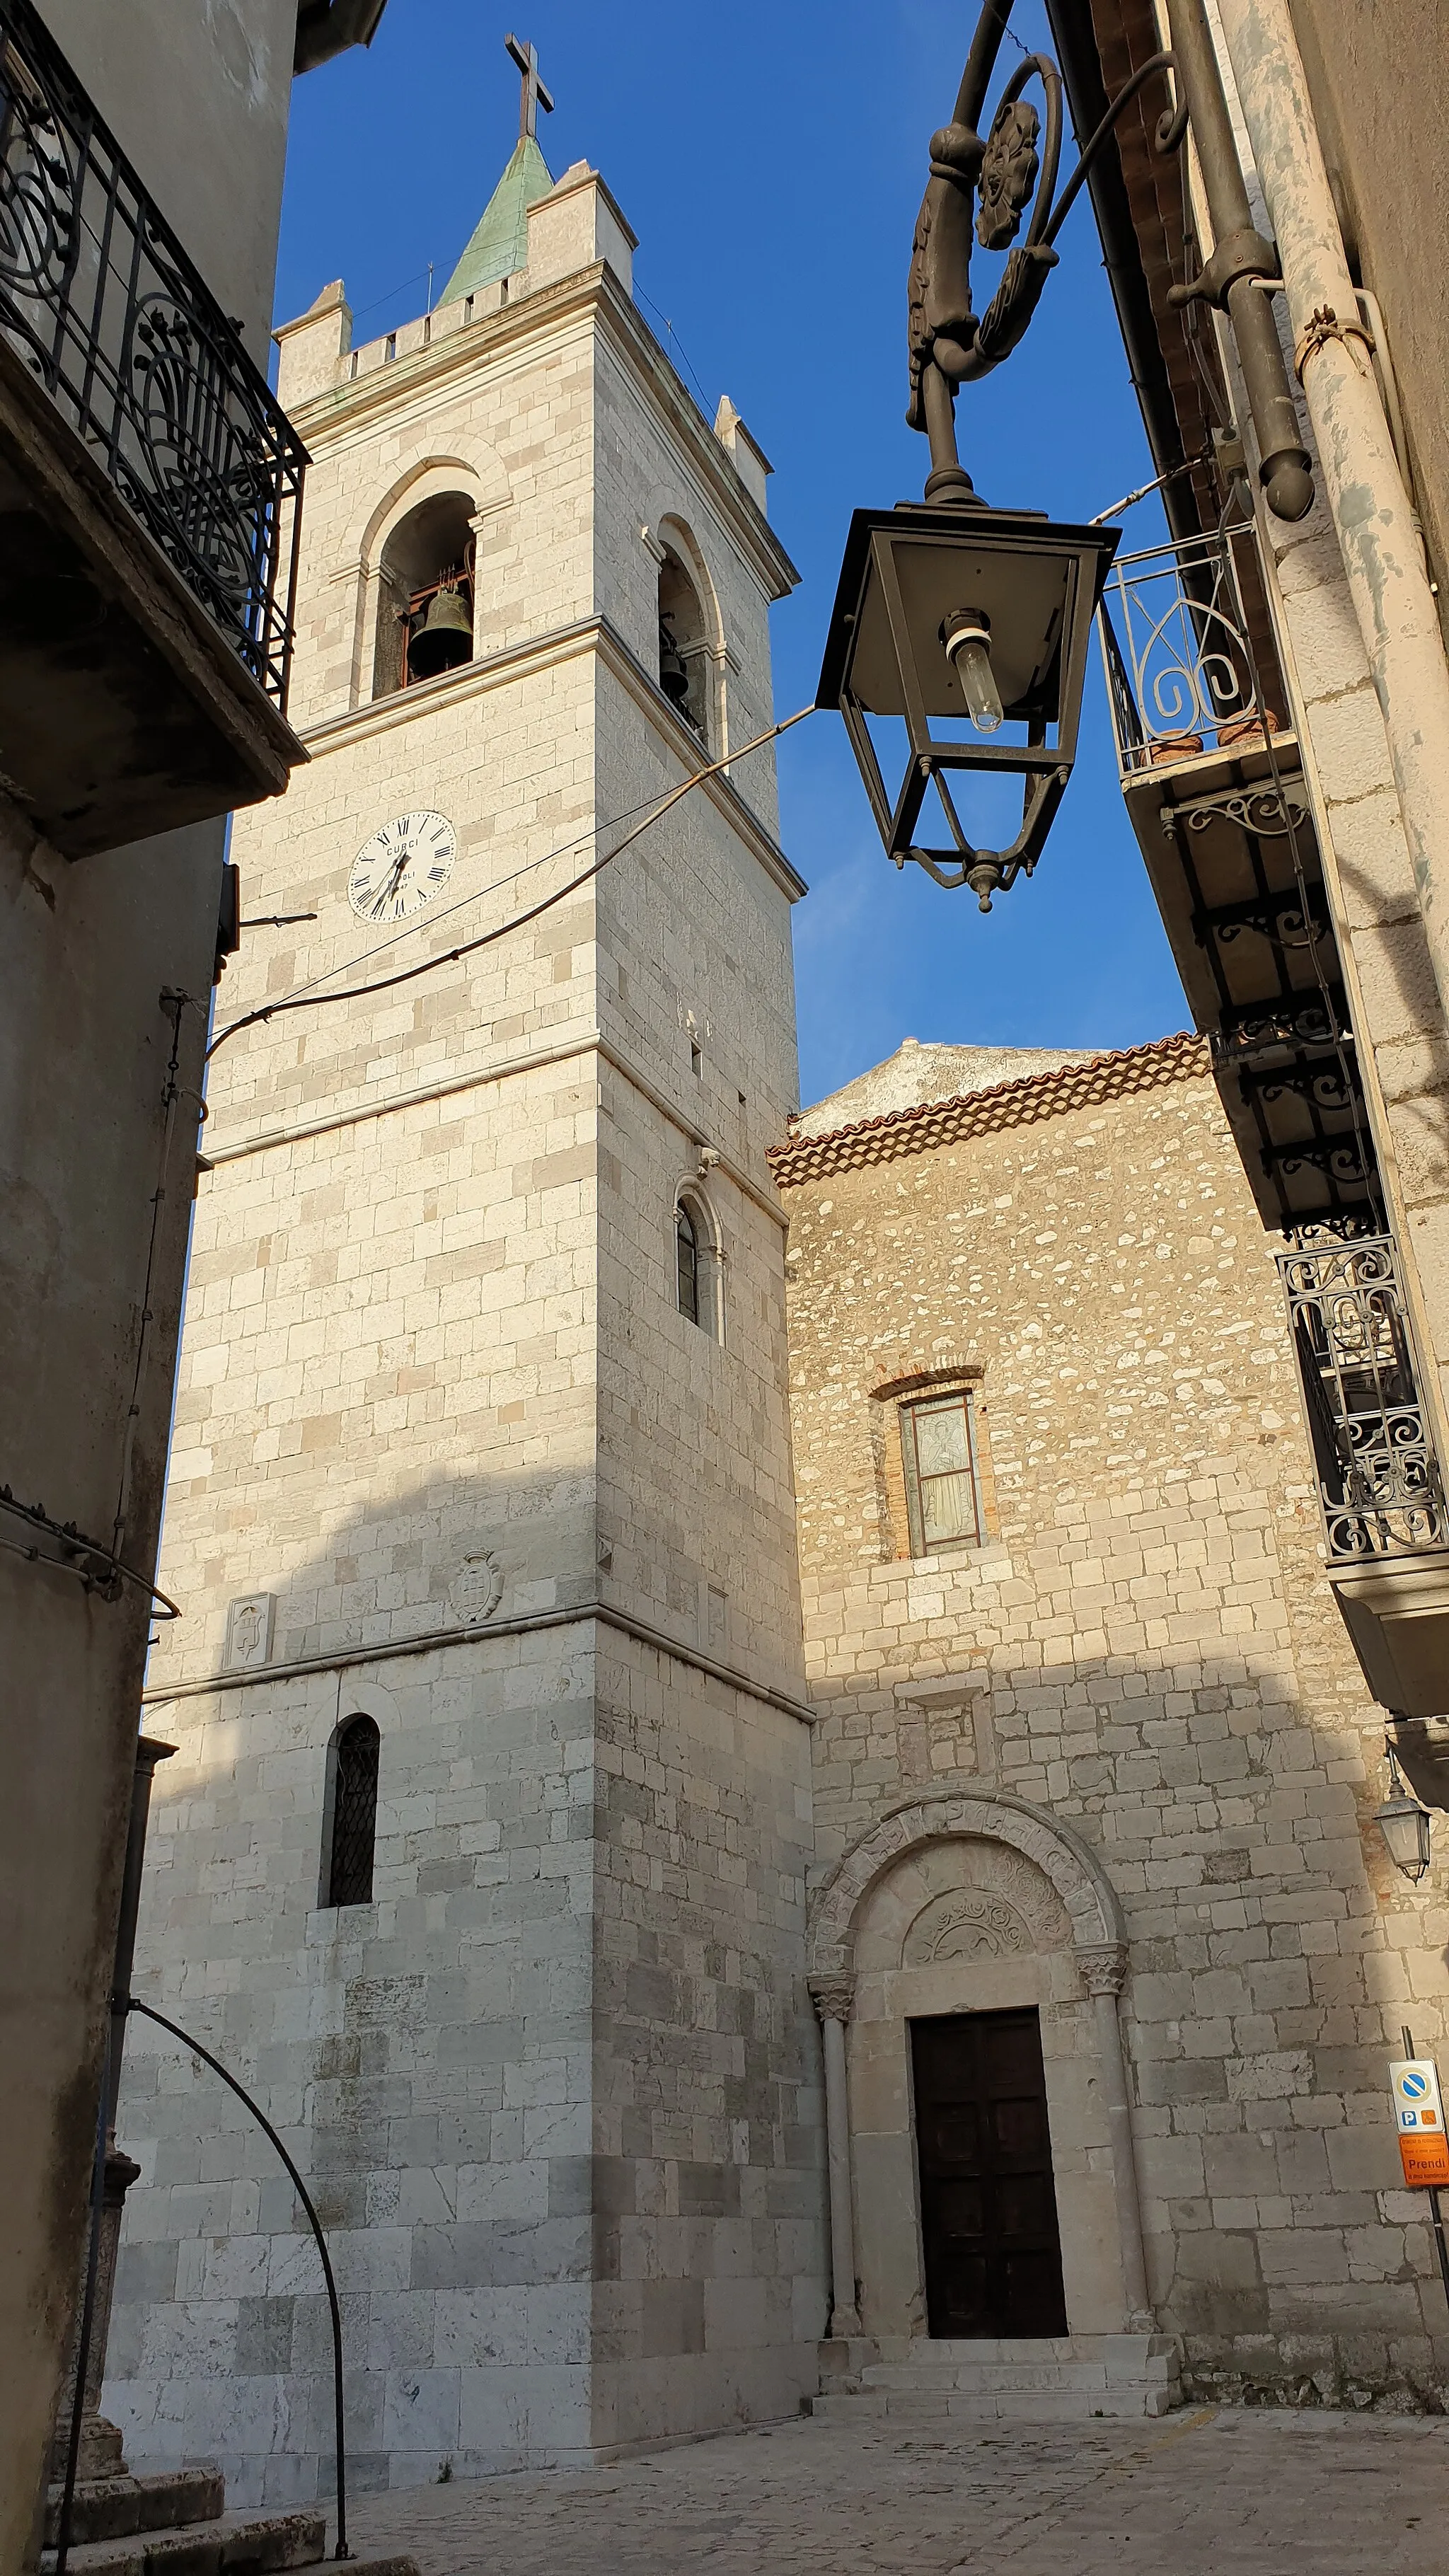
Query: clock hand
371,841,412,919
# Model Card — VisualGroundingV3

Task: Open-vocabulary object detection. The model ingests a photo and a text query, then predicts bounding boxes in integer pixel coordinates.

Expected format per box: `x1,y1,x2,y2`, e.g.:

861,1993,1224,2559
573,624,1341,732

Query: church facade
778,1034,1443,2420
108,124,1449,2505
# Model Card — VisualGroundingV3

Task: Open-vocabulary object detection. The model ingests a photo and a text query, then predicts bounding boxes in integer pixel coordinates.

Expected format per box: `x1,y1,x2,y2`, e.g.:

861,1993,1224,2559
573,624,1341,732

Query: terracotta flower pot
1216,710,1283,747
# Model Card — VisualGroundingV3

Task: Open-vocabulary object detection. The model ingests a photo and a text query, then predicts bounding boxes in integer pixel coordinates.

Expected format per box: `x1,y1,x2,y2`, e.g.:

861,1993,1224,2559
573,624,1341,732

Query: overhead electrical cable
207,708,814,1061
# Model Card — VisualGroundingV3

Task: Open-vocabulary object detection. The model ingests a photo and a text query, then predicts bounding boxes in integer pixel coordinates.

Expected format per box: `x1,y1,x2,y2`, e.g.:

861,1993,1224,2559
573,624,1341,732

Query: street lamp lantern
816,499,1119,909
1376,1746,1433,1884
819,0,1315,913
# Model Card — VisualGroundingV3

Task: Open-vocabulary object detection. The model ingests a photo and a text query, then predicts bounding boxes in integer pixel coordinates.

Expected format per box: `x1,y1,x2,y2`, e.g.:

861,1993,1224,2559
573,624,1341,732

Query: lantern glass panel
1376,1791,1432,1882
849,529,1073,725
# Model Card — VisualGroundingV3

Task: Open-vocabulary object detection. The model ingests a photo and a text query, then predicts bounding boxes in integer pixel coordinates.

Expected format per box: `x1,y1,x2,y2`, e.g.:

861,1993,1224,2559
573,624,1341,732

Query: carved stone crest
449,1549,502,1624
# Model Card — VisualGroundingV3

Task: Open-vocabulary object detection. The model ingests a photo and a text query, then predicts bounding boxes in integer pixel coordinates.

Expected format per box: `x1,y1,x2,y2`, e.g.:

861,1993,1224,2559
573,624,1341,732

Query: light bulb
942,606,1003,734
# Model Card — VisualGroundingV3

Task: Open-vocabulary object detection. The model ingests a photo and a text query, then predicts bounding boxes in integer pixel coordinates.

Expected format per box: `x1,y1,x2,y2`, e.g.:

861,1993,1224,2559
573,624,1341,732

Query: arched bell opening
657,544,710,743
372,488,476,698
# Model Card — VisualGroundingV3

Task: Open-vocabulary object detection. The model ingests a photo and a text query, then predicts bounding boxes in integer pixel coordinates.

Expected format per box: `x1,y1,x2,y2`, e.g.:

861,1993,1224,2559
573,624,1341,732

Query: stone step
862,2359,1179,2395
45,2509,325,2576
814,2384,1179,2423
45,2468,225,2549
44,2507,419,2576
813,2333,1183,2424
865,2333,1180,2371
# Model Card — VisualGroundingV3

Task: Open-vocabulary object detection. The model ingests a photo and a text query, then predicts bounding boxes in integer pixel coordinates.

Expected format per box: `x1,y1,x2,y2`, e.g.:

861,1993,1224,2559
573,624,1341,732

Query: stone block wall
777,1043,1449,2407
110,206,821,2494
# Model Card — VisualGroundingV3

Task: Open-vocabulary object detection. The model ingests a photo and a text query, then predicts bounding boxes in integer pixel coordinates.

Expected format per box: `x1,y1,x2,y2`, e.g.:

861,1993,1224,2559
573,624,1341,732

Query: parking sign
1389,2059,1449,2187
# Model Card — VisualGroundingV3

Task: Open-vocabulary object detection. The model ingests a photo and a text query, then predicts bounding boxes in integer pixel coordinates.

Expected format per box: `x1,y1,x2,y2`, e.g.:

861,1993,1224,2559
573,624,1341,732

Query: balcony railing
0,0,303,706
1278,1229,1448,1561
1097,524,1287,778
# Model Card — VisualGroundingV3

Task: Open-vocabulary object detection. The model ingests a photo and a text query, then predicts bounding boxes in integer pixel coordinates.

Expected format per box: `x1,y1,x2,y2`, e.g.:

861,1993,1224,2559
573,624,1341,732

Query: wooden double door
911,2007,1068,2338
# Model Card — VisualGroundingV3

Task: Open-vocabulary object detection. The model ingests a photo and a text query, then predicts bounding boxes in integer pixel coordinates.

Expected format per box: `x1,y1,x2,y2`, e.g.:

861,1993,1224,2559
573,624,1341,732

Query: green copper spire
439,134,554,306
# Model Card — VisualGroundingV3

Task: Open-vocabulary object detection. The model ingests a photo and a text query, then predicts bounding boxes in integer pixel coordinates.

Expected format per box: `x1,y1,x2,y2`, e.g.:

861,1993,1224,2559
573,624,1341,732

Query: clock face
347,810,456,923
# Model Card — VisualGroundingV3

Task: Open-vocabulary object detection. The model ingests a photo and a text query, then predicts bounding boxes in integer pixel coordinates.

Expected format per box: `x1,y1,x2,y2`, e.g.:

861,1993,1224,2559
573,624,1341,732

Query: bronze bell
659,619,690,709
409,582,473,681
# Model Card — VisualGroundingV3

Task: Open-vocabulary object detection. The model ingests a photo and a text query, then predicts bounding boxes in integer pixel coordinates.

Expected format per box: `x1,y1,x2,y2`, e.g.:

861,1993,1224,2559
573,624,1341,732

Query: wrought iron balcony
1096,523,1287,778
1095,524,1379,1235
0,0,304,850
1278,1228,1446,1564
1098,539,1449,1718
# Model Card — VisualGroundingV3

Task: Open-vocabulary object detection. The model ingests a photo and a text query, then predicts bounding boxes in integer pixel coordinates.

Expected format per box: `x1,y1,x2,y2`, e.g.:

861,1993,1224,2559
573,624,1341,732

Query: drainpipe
1216,0,1449,1035
1164,0,1312,525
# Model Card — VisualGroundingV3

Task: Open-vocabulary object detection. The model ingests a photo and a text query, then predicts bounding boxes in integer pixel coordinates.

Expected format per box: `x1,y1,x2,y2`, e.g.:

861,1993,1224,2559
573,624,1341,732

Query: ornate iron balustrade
1097,524,1281,776
1278,1228,1448,1561
0,0,303,705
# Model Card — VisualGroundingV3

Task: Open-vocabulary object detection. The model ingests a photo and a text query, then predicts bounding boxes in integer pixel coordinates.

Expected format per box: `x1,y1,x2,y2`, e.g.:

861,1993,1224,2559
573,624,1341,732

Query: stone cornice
770,1031,1210,1188
140,1596,814,1727
287,261,799,603
294,612,805,903
200,1026,790,1232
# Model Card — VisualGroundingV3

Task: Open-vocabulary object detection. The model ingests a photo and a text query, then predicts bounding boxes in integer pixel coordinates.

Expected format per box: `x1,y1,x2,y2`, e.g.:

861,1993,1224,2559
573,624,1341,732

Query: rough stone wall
109,233,820,2497
780,1053,1449,2407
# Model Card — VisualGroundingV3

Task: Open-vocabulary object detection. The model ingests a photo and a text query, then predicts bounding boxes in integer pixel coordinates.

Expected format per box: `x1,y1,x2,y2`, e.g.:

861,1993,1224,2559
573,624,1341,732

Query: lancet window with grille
325,1715,380,1909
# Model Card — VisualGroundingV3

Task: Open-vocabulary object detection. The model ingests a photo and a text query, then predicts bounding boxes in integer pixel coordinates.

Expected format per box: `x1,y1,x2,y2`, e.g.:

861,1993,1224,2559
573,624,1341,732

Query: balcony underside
1121,736,1369,1231
1331,1552,1449,1726
0,333,301,859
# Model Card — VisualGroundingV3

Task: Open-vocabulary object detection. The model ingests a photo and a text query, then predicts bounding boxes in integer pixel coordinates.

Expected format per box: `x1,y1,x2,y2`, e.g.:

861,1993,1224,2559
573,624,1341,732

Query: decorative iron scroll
1097,526,1278,774
1278,1229,1448,1559
1214,994,1354,1063
1171,782,1309,839
0,0,304,705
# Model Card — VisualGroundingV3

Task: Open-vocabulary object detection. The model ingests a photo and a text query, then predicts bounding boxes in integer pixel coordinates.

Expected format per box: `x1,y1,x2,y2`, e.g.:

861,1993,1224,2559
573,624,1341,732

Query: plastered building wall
2,5,301,2546
109,173,824,2500
778,1041,1449,2405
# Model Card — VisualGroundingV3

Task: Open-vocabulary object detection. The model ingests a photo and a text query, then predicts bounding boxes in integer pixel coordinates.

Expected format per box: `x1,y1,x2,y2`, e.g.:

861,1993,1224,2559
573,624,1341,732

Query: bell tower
113,56,824,2497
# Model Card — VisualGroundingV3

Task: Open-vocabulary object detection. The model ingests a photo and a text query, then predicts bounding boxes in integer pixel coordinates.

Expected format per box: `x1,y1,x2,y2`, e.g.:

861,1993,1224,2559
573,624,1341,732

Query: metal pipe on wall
1216,0,1449,1038
1164,0,1312,523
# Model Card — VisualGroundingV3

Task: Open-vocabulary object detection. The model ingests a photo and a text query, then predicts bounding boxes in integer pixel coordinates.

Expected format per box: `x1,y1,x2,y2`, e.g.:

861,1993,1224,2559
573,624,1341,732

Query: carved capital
1075,1940,1128,1997
809,1974,856,2026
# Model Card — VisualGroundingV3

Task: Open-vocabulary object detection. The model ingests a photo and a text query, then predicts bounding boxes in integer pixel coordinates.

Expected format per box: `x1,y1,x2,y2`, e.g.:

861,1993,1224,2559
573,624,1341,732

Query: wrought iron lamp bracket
908,1,1179,497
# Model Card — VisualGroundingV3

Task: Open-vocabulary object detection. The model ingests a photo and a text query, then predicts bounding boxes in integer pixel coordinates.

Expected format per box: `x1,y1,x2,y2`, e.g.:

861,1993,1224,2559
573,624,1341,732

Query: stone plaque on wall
224,1594,275,1670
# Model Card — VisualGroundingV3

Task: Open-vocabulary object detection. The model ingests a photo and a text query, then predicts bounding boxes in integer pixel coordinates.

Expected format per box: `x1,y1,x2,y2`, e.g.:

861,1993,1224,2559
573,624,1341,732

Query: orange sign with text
1390,2060,1449,2188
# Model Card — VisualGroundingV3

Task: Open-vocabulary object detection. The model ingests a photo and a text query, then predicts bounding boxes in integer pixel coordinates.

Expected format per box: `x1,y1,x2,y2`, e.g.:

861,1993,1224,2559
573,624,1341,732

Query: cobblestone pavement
346,2405,1449,2574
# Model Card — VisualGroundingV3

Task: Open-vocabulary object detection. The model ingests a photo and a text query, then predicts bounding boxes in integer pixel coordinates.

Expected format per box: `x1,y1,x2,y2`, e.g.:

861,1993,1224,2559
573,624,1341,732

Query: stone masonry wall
110,222,821,2494
780,1051,1449,2408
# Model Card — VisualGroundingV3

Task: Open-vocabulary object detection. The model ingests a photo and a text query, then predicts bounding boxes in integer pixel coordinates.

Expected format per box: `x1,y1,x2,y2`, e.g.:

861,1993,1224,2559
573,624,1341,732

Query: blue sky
276,0,1189,1107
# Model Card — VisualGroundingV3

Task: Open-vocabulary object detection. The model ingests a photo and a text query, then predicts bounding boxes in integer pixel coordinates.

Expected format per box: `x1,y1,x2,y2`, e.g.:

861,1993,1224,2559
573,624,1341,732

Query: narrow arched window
371,489,476,700
324,1715,380,1907
657,544,709,741
676,1203,700,1324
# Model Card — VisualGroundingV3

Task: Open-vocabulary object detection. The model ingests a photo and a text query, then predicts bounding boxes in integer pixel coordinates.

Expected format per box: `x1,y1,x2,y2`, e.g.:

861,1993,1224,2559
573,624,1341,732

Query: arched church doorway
808,1793,1153,2354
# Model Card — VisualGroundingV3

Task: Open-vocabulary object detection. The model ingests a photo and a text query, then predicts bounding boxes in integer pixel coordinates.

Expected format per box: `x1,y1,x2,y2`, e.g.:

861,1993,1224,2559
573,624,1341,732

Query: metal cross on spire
506,32,553,141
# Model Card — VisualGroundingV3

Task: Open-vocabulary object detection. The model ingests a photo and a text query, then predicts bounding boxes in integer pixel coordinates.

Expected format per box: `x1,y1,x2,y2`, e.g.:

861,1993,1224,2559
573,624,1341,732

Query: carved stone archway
807,1794,1150,2342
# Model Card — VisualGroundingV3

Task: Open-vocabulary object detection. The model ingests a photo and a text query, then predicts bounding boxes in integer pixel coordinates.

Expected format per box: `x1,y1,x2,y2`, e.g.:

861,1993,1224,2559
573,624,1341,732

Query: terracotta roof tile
769,1031,1208,1186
